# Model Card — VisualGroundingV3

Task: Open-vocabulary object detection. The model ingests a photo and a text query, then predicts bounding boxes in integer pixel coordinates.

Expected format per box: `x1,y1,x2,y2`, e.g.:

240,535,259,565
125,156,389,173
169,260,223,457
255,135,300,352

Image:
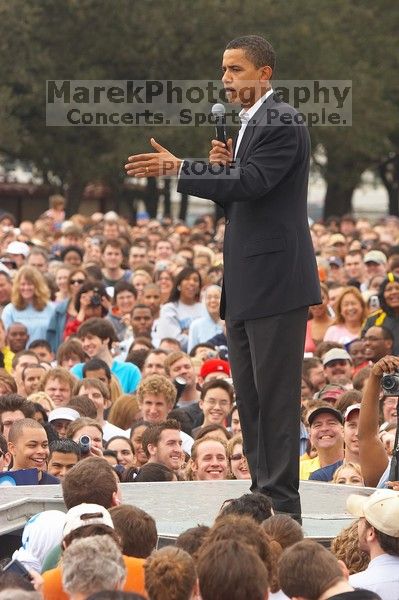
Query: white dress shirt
349,553,399,600
234,88,274,157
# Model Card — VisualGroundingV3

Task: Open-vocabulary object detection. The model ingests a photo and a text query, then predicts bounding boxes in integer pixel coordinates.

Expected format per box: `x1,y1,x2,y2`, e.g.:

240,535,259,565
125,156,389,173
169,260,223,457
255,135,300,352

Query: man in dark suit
125,35,321,516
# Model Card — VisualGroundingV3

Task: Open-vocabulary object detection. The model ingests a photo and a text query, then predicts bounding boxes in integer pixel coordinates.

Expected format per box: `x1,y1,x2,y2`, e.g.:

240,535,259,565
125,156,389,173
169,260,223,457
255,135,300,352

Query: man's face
344,254,364,280
140,393,170,424
80,384,108,417
0,274,12,305
84,371,110,394
8,426,49,471
357,517,372,554
310,413,344,451
13,356,40,384
149,429,182,471
23,366,45,395
47,451,78,480
7,324,29,353
27,254,48,273
222,48,269,108
142,288,161,316
192,439,229,481
103,223,119,240
44,377,72,407
363,327,392,363
349,340,366,367
1,410,25,441
50,419,72,438
199,387,232,426
102,246,123,269
324,359,353,382
343,411,360,458
155,241,173,260
382,397,398,424
142,353,166,377
129,246,147,269
365,261,386,279
80,334,106,358
328,287,345,310
131,307,153,337
115,291,136,315
308,365,327,390
30,345,54,363
168,356,195,387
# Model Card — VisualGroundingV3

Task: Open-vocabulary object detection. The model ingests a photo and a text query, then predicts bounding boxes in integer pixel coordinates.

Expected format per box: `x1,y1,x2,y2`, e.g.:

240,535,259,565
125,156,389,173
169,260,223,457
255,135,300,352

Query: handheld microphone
211,103,227,145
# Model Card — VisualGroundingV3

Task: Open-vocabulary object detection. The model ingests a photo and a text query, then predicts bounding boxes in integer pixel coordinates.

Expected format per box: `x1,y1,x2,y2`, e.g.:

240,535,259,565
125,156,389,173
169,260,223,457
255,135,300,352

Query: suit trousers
226,306,308,515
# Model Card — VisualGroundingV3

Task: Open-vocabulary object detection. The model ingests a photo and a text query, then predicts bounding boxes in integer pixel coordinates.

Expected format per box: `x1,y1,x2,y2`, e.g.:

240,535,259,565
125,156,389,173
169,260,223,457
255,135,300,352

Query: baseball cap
328,256,343,268
6,241,30,257
48,407,80,423
364,250,387,265
308,405,344,427
200,358,230,379
63,503,114,537
329,234,346,246
314,384,346,403
347,489,399,537
322,348,352,366
344,403,361,420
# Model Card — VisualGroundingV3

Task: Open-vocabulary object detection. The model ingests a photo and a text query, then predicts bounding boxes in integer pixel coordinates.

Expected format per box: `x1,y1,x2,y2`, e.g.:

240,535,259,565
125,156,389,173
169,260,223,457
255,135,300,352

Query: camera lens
382,375,396,390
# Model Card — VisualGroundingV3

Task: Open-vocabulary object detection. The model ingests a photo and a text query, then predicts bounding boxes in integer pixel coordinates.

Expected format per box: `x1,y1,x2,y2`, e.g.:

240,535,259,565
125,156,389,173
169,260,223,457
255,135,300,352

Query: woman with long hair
362,272,399,354
304,283,334,353
1,266,54,343
47,267,88,352
323,286,367,345
157,267,206,352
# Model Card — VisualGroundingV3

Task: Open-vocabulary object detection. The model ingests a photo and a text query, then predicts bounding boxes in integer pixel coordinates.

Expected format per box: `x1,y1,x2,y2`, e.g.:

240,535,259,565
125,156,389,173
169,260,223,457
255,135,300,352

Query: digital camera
79,434,92,455
89,292,102,306
381,372,399,396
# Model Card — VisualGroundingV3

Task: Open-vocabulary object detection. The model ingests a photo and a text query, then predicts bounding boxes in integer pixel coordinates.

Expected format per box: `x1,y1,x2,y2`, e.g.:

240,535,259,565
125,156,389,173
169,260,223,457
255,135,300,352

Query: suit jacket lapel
235,93,279,160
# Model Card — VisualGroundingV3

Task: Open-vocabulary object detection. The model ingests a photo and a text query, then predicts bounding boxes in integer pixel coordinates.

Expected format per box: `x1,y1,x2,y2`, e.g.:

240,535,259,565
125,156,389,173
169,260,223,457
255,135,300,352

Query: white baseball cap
48,407,80,423
347,489,399,537
6,241,30,257
63,503,114,537
322,348,352,366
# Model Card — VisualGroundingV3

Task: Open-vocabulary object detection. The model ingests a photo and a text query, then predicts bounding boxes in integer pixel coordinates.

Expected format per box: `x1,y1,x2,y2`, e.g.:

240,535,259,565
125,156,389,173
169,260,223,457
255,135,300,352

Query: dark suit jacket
178,93,321,320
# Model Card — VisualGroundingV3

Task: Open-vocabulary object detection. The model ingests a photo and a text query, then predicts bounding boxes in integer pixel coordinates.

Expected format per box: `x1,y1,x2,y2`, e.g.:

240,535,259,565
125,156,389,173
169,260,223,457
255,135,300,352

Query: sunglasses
70,279,85,285
230,453,245,461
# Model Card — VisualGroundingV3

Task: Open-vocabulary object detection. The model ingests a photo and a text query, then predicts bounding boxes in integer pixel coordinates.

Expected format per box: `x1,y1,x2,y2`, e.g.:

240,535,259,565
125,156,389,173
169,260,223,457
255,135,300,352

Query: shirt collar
239,88,274,123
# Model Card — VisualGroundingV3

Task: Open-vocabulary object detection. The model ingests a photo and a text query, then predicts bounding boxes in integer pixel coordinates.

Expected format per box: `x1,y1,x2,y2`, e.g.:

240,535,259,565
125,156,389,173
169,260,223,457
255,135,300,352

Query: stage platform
0,480,373,546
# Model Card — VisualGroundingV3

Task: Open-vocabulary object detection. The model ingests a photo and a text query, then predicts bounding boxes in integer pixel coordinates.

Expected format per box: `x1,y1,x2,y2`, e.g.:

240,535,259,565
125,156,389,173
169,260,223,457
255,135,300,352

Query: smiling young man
47,439,80,480
192,379,234,438
8,418,59,484
142,419,183,472
125,35,320,517
300,405,344,481
191,436,229,481
71,317,141,393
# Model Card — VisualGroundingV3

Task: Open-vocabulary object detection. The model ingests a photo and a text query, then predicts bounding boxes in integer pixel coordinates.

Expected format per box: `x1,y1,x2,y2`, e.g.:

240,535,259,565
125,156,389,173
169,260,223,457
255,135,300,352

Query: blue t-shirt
309,460,343,482
71,360,141,393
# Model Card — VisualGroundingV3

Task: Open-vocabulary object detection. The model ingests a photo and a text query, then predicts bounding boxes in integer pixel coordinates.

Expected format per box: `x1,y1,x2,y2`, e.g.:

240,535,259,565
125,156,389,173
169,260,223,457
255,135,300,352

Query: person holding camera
63,281,111,340
358,355,399,489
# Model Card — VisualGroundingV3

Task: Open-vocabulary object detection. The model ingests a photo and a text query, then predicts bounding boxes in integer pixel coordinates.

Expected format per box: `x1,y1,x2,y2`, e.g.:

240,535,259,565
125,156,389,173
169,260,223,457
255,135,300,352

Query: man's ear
338,559,350,581
198,399,204,411
7,440,16,458
147,443,156,458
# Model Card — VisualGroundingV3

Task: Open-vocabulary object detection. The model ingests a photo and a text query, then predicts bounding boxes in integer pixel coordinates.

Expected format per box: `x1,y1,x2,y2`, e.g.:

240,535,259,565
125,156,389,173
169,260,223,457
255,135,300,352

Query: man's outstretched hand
125,138,182,178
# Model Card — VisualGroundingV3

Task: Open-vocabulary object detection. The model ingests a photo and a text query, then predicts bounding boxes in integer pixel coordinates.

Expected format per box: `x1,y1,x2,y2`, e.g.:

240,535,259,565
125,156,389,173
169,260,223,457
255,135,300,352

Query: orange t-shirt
42,555,147,600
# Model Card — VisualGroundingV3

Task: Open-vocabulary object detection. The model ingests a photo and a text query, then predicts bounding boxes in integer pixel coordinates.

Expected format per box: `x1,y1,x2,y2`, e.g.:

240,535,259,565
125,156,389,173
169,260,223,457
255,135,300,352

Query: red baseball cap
200,358,230,380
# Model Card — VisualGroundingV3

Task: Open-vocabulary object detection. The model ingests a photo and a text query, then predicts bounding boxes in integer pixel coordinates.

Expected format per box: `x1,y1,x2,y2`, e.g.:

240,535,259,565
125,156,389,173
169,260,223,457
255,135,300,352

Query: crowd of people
0,200,399,598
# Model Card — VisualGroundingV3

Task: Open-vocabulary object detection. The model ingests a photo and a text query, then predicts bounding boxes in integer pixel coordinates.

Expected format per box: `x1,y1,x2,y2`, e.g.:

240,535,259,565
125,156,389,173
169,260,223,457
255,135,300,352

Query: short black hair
226,34,276,71
28,339,52,352
83,358,112,380
219,492,274,523
49,438,81,459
